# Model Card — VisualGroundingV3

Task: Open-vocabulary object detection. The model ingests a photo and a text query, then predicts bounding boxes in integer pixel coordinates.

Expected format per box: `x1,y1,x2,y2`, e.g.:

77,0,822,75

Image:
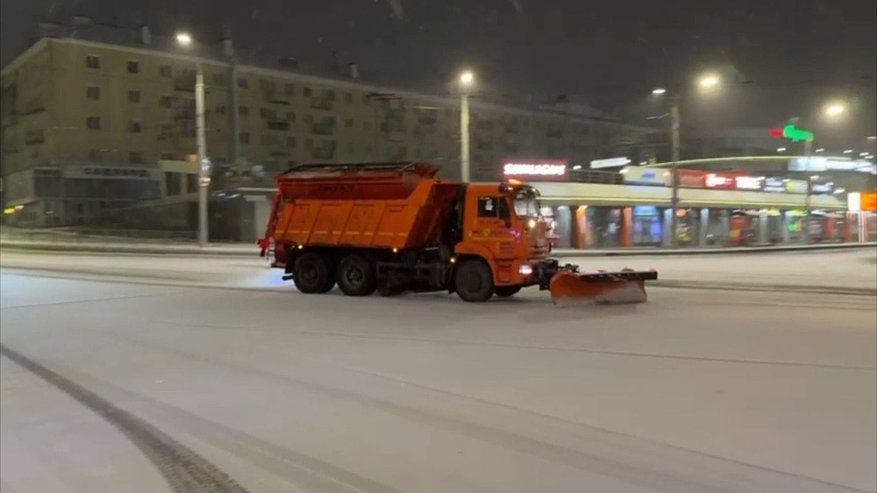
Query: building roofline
3,36,626,124
1,38,50,76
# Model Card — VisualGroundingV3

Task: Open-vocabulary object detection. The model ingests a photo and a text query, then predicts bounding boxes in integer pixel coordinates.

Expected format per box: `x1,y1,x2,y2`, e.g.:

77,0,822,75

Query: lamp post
176,32,209,247
650,72,719,247
458,70,474,182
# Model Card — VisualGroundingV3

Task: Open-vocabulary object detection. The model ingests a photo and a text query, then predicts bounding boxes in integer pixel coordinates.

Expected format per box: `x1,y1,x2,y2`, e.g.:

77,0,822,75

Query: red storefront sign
676,169,706,188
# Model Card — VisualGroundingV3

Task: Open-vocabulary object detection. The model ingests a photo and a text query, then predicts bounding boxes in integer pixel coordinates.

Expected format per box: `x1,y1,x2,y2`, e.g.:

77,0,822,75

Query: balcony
266,120,291,131
311,120,336,135
174,76,196,92
265,91,291,105
310,98,333,110
312,147,335,160
25,129,45,145
24,100,46,115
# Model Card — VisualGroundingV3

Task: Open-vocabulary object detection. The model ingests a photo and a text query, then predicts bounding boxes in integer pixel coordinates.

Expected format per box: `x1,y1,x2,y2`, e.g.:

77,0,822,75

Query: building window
344,92,353,103
238,105,249,116
127,90,141,103
212,73,226,86
85,55,100,69
237,78,249,89
215,105,226,115
86,117,101,130
286,111,296,122
284,83,295,95
345,118,353,128
86,86,100,100
127,60,140,74
303,86,312,97
159,95,173,108
159,65,172,77
259,79,273,91
324,90,336,101
129,151,143,163
286,136,296,148
239,132,250,144
128,120,142,133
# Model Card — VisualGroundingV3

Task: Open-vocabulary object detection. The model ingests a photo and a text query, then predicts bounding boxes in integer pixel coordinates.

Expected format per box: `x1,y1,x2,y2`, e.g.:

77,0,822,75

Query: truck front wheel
293,252,335,294
337,254,377,296
494,286,521,298
454,259,494,302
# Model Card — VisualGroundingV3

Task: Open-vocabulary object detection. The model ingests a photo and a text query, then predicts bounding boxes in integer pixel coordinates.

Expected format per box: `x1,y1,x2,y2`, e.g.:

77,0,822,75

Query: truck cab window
477,196,497,217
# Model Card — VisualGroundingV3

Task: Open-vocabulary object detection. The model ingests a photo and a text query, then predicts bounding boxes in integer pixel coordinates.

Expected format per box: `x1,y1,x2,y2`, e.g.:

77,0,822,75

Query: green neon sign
782,124,814,142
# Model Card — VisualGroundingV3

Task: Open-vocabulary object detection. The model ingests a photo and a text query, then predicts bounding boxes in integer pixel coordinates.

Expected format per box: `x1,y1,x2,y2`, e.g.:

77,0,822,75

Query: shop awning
529,182,847,210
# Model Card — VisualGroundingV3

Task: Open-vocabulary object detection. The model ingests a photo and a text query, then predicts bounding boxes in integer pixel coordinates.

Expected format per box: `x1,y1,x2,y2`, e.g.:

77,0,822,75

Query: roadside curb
1,240,874,258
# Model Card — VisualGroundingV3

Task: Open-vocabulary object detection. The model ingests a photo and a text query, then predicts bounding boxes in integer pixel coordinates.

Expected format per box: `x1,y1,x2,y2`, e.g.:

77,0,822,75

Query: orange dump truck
259,162,657,304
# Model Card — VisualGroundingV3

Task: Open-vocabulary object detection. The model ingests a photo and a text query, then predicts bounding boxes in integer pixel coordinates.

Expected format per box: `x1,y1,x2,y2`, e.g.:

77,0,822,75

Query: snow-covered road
1,250,875,492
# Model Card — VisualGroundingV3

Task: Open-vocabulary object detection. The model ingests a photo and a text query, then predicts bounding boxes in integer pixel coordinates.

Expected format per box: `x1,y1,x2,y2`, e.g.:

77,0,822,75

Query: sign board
810,182,834,194
590,157,631,169
677,169,706,188
735,176,764,190
785,179,808,194
863,192,877,212
763,177,786,192
621,166,668,186
789,157,877,174
502,159,568,179
62,165,160,180
704,173,738,189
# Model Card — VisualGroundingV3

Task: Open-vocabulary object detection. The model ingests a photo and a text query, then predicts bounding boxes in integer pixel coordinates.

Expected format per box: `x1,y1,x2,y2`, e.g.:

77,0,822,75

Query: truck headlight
518,264,533,276
528,218,537,229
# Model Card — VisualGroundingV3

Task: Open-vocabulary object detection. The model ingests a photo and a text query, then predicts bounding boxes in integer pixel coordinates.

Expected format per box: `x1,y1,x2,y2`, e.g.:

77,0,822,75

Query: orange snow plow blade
549,268,658,306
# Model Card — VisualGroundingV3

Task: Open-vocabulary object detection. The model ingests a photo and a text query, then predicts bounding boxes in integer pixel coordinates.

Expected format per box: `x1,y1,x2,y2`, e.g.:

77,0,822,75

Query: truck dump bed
265,162,459,251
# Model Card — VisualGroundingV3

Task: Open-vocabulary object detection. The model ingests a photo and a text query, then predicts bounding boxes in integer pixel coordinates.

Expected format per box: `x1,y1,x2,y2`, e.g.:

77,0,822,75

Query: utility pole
460,93,470,182
669,96,681,247
803,138,812,245
195,63,209,247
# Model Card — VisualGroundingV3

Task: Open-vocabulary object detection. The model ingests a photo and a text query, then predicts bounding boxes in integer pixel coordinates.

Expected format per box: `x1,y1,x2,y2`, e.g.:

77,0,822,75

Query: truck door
468,194,515,260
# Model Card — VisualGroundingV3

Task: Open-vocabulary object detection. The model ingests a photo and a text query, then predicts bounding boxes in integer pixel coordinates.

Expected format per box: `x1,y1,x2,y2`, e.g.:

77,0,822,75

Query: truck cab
450,182,555,300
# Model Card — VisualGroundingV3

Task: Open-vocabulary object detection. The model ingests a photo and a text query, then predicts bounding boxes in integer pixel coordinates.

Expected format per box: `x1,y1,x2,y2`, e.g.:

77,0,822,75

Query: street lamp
843,149,854,154
824,102,847,118
777,147,787,152
697,73,720,90
815,148,825,153
458,70,475,182
651,87,667,95
176,31,209,247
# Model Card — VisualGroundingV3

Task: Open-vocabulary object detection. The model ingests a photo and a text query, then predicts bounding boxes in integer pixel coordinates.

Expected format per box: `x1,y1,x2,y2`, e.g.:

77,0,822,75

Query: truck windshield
513,190,539,218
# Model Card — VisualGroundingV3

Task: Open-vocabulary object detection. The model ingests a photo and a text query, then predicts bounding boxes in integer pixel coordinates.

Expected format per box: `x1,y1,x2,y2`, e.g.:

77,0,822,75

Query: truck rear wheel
494,286,521,298
337,254,377,296
293,252,335,294
454,259,494,302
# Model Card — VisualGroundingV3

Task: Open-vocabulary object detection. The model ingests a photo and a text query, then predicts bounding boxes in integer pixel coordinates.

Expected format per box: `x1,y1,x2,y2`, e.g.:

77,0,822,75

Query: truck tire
454,259,494,302
337,254,377,296
293,252,335,294
494,286,521,298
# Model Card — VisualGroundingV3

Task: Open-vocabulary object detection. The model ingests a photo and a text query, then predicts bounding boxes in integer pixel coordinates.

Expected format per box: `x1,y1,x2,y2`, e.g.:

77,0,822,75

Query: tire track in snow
0,343,250,493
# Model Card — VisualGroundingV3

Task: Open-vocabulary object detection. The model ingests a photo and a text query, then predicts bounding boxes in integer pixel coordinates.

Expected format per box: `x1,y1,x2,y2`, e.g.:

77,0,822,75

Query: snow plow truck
258,162,657,304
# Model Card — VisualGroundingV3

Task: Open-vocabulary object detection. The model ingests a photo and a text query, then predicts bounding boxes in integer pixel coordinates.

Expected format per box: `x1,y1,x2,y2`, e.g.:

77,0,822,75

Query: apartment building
1,28,655,237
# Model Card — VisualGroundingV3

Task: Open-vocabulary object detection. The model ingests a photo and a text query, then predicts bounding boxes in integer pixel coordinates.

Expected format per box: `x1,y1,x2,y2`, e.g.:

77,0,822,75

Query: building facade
1,32,655,238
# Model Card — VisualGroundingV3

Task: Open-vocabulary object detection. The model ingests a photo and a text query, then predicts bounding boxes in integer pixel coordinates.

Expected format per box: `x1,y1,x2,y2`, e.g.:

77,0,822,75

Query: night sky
2,0,875,150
